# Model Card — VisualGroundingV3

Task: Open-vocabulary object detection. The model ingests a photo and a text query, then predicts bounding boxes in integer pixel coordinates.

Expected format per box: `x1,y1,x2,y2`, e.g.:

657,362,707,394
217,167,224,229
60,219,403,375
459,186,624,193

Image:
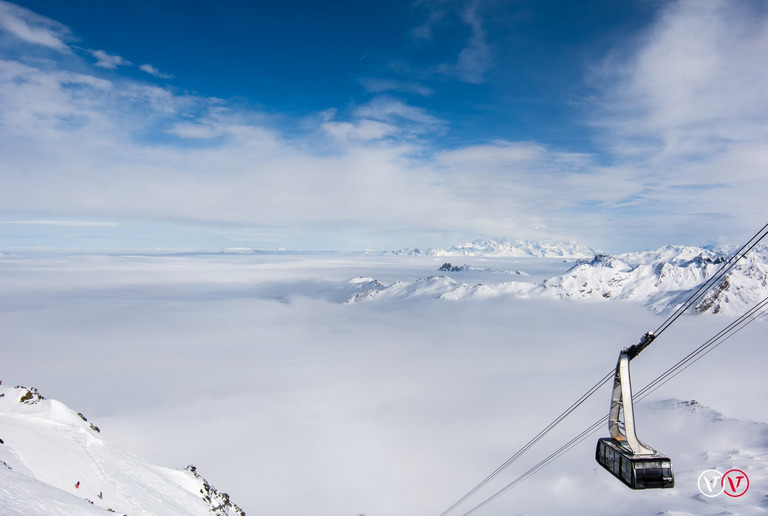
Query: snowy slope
0,386,244,516
349,245,768,315
533,245,768,314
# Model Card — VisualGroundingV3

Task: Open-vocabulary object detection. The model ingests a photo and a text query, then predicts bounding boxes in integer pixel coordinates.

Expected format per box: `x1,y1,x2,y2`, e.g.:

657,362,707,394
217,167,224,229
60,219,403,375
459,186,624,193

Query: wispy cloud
89,49,130,69
587,0,768,245
595,1,768,160
437,2,491,84
355,96,446,133
1,219,116,227
139,63,173,79
411,0,449,41
0,0,766,252
167,121,227,140
0,0,71,51
359,78,433,96
412,0,493,84
319,96,448,144
0,44,468,245
321,118,399,143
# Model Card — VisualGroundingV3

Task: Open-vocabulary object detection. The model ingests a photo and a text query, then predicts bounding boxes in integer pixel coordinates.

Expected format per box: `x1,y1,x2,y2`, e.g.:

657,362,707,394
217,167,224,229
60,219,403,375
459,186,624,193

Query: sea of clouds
1,251,765,515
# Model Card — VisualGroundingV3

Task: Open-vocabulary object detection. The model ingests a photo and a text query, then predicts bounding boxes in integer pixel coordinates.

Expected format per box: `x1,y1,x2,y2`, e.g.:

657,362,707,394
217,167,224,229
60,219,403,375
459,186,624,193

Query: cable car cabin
596,438,674,489
595,344,674,489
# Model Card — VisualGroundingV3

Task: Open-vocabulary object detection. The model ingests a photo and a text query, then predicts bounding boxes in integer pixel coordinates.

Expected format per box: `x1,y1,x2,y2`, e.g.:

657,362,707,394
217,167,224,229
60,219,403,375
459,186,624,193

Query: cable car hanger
595,332,674,489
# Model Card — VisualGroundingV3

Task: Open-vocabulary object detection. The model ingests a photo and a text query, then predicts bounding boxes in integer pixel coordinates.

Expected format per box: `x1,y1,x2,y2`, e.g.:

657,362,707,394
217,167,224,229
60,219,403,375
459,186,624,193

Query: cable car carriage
595,334,674,489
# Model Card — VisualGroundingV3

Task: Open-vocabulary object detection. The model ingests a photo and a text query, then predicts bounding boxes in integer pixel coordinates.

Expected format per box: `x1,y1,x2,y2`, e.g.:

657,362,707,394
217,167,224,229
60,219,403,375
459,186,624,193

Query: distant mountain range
350,244,768,315
152,238,597,257
390,238,597,258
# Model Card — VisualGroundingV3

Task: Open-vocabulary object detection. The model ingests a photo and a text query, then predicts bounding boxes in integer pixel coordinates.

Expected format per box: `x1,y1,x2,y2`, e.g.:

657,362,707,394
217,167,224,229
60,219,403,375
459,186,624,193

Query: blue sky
1,0,766,252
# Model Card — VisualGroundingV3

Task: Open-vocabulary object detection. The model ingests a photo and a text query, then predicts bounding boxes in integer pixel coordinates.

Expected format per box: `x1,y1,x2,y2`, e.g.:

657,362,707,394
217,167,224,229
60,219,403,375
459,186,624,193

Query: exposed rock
438,263,469,272
16,386,45,404
185,465,246,516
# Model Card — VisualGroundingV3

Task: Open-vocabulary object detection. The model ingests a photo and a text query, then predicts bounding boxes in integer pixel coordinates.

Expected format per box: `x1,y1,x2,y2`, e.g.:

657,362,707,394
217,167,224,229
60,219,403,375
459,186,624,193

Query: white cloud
438,1,491,84
0,0,71,51
438,140,550,165
168,122,225,140
358,78,433,96
321,119,399,143
0,59,115,143
140,63,173,79
411,0,447,41
595,0,768,163
355,96,446,133
0,55,474,243
412,0,493,84
321,96,448,143
434,141,603,240
89,49,130,69
0,219,116,227
1,0,766,253
586,0,768,248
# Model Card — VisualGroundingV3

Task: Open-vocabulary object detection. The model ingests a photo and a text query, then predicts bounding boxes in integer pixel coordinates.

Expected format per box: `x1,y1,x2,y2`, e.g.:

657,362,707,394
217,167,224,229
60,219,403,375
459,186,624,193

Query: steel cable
460,295,768,515
440,223,768,515
652,222,768,339
438,370,614,516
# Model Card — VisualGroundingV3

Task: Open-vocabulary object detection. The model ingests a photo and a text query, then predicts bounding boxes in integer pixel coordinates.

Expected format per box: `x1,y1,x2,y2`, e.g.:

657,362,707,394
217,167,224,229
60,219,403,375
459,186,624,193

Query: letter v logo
698,470,724,497
722,469,749,497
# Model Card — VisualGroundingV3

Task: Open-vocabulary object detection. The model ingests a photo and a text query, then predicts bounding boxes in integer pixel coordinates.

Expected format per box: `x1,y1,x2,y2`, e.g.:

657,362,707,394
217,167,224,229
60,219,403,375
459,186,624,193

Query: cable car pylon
595,332,674,489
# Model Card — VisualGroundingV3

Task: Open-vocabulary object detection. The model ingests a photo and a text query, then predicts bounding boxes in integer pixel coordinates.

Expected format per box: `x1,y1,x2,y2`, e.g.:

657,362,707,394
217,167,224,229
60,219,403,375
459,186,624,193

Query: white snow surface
350,245,768,315
0,386,243,516
1,246,767,515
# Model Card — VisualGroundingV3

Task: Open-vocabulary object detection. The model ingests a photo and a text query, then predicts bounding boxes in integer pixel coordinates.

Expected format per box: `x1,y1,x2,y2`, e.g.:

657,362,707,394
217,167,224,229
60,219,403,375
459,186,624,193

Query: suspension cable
651,222,768,339
439,223,768,515
625,222,768,360
459,295,768,515
634,295,768,400
438,369,614,516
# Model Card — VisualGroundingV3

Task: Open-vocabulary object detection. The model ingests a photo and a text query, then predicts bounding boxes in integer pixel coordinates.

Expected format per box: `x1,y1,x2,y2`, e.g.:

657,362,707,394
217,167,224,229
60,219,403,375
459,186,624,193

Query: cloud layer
3,252,766,514
0,0,766,251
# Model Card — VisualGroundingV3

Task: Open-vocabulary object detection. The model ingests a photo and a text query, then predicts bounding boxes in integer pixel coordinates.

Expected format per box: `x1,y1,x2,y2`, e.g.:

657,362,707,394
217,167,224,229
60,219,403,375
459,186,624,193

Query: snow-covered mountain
349,245,768,315
0,385,245,516
437,262,528,275
390,239,597,258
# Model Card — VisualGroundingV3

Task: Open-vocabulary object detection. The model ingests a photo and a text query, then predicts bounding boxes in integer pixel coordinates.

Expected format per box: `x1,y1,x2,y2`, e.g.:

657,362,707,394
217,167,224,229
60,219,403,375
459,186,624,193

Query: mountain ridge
349,244,768,315
389,238,597,258
0,385,245,516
